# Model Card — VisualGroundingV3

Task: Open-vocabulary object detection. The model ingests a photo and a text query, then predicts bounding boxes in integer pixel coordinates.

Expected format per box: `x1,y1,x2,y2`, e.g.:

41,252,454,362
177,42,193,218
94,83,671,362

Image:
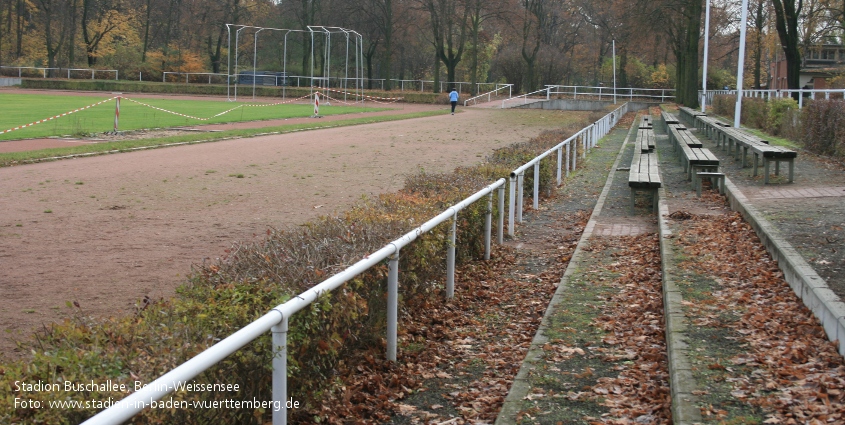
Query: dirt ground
0,91,586,358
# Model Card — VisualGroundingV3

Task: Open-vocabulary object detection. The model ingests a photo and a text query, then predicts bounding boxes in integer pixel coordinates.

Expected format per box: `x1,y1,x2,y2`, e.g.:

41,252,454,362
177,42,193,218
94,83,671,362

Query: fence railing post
533,162,540,211
446,213,457,298
508,175,516,236
556,146,563,186
566,142,571,177
484,194,493,260
272,316,289,425
517,173,524,223
497,186,505,244
387,250,399,361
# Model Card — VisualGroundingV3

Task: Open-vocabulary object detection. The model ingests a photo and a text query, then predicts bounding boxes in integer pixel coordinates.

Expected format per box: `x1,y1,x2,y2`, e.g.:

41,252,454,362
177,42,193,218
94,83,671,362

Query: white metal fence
464,84,514,106
77,103,629,425
703,88,845,109
507,102,630,235
0,66,118,80
502,86,674,108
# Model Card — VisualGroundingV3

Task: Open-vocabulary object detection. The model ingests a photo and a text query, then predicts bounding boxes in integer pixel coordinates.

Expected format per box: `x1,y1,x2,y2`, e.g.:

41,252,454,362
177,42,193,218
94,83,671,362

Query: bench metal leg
630,190,636,215
788,159,794,183
652,189,659,212
753,154,759,177
775,160,780,176
764,159,771,184
741,147,748,167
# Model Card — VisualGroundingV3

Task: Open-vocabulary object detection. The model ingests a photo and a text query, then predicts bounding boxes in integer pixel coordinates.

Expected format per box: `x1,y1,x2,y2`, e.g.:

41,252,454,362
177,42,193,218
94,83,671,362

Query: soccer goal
225,24,364,104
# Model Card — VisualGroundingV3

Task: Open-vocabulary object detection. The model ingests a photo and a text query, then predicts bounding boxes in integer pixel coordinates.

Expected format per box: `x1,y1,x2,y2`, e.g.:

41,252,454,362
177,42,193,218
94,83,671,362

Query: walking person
449,88,459,115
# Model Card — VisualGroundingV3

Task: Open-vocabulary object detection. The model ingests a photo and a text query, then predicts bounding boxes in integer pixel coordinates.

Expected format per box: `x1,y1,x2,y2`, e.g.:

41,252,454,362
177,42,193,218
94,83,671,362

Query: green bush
711,94,735,117
765,97,799,136
801,99,845,157
742,97,767,129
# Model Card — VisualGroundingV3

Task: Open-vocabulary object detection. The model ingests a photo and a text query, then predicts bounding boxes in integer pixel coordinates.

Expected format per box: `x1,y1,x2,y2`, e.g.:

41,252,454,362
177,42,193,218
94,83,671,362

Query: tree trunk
382,0,393,90
142,0,152,62
678,0,702,108
772,0,802,99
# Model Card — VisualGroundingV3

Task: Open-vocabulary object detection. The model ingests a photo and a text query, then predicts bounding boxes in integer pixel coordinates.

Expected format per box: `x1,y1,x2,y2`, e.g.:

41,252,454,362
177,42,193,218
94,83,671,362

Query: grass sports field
0,93,383,141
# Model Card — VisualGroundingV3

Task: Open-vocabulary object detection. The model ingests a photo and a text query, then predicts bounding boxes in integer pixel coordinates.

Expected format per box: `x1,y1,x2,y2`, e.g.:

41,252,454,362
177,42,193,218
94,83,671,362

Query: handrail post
497,186,505,244
484,193,493,260
556,146,562,185
387,250,399,361
533,162,540,211
508,176,516,236
566,142,571,177
446,213,457,298
517,172,524,223
272,316,289,425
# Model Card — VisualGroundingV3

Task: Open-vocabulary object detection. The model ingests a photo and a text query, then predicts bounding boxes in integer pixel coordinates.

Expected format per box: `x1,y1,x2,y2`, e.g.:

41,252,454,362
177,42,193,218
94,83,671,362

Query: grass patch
0,93,387,141
0,109,448,167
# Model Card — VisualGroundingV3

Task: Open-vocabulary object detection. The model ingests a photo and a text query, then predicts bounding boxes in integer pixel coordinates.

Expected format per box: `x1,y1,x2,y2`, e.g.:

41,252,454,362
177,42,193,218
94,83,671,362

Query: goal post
225,24,364,104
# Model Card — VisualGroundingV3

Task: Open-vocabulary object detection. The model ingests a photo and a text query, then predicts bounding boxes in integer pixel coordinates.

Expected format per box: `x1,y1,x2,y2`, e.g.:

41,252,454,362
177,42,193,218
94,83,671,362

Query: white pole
612,40,617,104
253,28,263,100
734,0,749,128
702,0,711,112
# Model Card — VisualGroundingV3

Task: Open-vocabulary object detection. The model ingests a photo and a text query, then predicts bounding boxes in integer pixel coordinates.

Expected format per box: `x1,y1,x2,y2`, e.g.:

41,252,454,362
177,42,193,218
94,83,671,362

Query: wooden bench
677,106,707,127
695,171,725,197
636,116,656,153
694,116,797,184
628,150,661,214
660,110,679,131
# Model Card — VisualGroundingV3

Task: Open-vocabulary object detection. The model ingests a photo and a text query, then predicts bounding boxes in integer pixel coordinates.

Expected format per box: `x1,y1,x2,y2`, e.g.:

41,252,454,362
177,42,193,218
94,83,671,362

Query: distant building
770,44,845,90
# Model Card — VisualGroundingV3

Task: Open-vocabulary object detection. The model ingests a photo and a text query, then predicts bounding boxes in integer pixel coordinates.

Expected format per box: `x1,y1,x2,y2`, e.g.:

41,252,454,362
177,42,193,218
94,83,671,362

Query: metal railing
501,87,553,108
507,102,630,236
80,179,507,425
162,71,229,84
502,86,675,108
546,85,675,102
0,66,118,80
703,88,845,109
76,100,629,425
464,84,514,106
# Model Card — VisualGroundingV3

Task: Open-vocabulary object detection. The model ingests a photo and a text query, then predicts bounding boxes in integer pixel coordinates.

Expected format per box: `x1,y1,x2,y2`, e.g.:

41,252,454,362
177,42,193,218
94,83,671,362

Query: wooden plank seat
694,116,797,184
678,143,720,184
628,150,661,214
695,171,725,197
677,106,707,127
639,115,653,129
666,123,703,162
636,126,656,153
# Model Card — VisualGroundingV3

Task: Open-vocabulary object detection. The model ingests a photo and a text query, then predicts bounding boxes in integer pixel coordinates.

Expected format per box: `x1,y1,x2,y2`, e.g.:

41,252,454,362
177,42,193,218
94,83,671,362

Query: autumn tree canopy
0,0,838,96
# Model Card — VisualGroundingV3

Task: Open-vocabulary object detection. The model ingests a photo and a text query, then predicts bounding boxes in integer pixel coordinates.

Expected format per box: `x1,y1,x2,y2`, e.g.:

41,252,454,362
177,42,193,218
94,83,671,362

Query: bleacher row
628,107,798,215
678,106,797,184
628,116,661,213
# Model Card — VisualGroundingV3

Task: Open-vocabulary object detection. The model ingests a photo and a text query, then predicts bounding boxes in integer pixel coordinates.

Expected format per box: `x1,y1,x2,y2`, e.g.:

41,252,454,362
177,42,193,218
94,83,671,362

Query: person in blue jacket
449,88,458,114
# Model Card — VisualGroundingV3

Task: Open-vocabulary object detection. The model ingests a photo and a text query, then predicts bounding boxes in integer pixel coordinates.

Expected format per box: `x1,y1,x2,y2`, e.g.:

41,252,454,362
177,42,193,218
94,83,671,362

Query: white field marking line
1,97,118,135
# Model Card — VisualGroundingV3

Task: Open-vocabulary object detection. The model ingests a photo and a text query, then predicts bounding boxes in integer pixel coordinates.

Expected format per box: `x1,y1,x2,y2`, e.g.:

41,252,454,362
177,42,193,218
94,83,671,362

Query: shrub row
712,94,843,158
1,115,593,424
20,78,447,104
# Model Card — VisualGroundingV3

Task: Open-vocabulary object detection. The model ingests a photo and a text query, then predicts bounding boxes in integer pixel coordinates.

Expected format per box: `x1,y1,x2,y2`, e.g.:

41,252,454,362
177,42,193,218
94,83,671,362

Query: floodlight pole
734,0,749,127
702,0,711,112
